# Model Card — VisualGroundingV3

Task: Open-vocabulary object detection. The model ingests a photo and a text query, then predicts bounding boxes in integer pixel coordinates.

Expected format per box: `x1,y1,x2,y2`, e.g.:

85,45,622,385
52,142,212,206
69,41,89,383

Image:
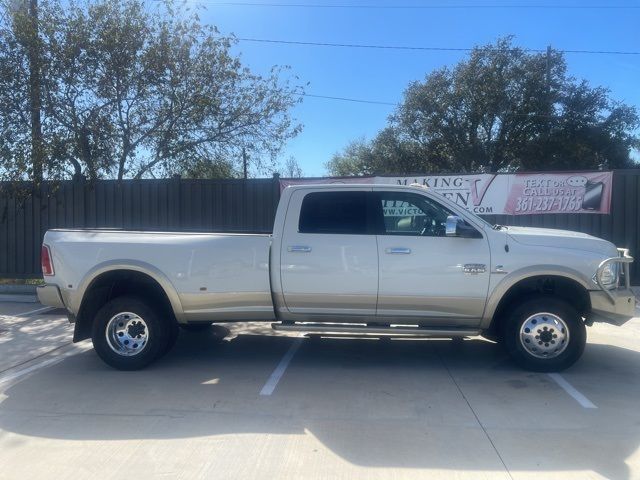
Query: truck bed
44,229,275,322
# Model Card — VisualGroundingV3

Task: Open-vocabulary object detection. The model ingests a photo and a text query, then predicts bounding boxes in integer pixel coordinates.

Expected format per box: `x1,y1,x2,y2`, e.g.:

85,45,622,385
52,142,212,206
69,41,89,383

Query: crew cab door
374,189,491,326
279,189,378,316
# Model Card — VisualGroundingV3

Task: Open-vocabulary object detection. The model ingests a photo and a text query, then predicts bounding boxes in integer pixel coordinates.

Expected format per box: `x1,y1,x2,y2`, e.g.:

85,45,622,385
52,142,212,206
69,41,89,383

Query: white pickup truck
37,184,635,371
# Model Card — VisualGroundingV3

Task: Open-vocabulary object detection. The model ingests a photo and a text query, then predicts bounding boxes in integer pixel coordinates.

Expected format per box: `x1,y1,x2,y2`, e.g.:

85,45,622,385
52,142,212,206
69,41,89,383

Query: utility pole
27,0,43,183
545,45,552,140
242,148,248,180
546,45,552,106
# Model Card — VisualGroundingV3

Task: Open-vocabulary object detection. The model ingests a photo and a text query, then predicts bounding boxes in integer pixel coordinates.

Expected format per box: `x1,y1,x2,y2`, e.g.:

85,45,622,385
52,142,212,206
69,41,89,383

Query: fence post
272,173,281,215
170,174,181,230
242,172,247,231
273,173,281,226
73,176,86,228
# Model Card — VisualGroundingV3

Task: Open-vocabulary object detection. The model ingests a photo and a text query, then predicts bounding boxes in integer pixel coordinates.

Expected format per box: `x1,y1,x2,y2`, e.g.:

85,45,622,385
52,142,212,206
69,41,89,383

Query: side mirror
445,215,482,239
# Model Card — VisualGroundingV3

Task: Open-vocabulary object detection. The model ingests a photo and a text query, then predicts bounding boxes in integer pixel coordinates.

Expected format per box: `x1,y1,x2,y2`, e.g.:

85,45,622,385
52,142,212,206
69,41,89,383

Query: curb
0,293,38,303
0,285,38,294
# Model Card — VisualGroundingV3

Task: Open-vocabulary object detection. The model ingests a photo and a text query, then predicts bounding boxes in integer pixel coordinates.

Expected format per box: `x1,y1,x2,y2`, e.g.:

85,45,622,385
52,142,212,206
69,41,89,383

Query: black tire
179,322,212,332
502,295,586,372
92,296,170,370
162,318,180,356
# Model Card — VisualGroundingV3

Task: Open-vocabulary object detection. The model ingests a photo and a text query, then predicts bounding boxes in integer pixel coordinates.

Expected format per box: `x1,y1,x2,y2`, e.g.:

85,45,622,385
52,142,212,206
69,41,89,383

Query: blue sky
195,1,640,177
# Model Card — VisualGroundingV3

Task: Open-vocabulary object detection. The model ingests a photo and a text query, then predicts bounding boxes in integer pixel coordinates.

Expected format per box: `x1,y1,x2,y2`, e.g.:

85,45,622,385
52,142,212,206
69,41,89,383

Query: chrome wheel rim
519,312,569,359
105,312,149,356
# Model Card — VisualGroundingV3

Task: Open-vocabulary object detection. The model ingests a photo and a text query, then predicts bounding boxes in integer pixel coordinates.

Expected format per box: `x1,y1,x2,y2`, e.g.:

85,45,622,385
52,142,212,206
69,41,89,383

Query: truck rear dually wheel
502,296,586,372
92,296,170,370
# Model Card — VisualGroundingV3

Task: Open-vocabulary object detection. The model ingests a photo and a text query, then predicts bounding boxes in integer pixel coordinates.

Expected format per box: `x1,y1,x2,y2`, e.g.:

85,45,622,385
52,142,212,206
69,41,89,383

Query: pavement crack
436,346,514,480
0,343,73,375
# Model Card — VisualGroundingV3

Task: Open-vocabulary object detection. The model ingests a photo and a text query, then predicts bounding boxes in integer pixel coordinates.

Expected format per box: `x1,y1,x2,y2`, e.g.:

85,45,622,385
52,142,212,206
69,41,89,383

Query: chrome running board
272,322,479,337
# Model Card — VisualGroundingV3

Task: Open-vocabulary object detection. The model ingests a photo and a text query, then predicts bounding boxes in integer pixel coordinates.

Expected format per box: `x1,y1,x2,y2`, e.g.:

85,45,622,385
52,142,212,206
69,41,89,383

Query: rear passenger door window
299,191,369,234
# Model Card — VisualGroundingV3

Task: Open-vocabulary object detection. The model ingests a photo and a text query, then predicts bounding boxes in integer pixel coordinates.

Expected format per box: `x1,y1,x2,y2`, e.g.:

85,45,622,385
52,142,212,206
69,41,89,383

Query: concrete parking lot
2,302,640,479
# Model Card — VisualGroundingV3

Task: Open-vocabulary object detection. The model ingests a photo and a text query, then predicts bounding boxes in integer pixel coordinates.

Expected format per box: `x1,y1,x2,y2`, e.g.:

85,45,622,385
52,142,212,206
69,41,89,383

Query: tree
0,3,35,180
180,157,238,179
281,156,303,178
328,37,639,175
0,0,303,181
0,0,46,183
327,129,426,176
327,137,372,176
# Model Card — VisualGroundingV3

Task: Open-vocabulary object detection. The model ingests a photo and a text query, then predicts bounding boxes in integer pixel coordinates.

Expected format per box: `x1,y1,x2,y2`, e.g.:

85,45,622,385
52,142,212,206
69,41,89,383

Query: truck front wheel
92,296,170,370
502,296,586,372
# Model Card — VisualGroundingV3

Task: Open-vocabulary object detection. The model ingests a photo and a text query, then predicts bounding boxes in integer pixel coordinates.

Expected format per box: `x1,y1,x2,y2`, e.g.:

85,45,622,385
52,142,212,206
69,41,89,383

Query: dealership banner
280,171,613,215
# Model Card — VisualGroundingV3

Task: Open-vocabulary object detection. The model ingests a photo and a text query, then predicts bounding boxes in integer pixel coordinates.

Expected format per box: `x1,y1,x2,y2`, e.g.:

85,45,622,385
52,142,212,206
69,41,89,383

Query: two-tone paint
38,184,636,333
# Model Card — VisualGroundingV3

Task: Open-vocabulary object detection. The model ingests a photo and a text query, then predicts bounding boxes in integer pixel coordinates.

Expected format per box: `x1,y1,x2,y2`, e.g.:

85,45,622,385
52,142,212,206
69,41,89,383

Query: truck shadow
1,328,639,479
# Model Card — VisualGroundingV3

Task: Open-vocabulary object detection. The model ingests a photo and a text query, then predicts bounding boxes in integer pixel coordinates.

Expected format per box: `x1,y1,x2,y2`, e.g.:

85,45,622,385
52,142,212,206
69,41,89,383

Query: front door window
378,192,453,237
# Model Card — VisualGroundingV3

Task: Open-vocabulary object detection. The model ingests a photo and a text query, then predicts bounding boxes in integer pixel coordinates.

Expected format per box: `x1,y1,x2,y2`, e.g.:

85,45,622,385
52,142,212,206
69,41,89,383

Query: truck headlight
594,263,618,289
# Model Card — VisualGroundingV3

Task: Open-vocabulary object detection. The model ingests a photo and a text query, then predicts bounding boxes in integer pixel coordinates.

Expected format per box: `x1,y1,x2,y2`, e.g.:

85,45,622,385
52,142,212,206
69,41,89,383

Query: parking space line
548,373,597,409
259,338,303,396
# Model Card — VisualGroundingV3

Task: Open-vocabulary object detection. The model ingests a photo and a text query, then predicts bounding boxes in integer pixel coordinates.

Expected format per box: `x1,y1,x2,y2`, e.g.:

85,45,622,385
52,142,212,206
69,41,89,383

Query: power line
232,37,640,55
300,93,396,105
207,2,640,10
298,93,573,115
236,37,476,52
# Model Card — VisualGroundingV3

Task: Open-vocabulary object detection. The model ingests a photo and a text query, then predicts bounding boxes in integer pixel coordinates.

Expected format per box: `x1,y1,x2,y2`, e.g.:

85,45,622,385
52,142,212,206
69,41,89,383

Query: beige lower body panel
36,285,66,309
376,295,485,327
180,291,276,322
281,293,377,316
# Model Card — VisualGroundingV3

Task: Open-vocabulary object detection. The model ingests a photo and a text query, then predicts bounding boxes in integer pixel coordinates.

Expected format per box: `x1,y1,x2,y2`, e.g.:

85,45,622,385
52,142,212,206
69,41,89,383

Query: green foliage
0,0,303,180
280,156,303,178
180,158,239,179
0,4,35,179
328,37,639,175
326,137,373,176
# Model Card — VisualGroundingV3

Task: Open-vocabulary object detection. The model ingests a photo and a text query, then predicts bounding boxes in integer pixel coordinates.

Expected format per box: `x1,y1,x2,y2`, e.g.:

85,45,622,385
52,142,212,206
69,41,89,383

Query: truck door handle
288,245,312,253
385,247,411,254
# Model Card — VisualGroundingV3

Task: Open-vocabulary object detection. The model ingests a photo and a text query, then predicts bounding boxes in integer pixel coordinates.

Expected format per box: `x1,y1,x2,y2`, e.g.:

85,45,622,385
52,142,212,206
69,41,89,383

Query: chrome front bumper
588,248,637,326
594,248,634,303
36,284,66,309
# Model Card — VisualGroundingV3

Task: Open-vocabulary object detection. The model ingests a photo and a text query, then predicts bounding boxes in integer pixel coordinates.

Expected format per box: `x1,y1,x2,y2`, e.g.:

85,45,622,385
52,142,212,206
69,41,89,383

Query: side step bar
272,322,480,337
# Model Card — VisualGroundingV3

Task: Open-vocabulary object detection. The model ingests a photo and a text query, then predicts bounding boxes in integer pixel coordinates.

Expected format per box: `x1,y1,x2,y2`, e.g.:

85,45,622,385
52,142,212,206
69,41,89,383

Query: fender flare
481,265,592,329
74,260,185,322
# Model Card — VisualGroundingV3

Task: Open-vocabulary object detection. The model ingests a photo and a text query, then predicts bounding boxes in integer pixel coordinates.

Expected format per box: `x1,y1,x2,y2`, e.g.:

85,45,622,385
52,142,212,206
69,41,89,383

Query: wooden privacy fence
1,170,639,283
